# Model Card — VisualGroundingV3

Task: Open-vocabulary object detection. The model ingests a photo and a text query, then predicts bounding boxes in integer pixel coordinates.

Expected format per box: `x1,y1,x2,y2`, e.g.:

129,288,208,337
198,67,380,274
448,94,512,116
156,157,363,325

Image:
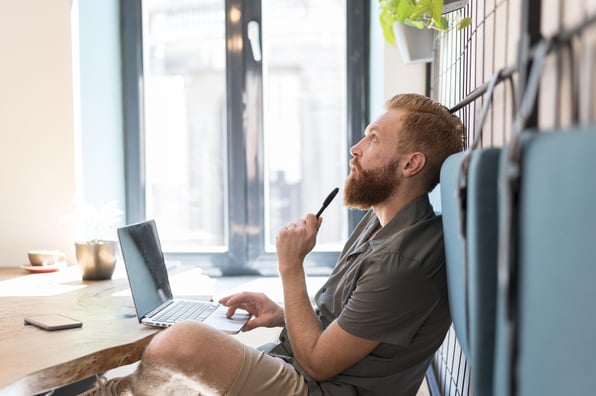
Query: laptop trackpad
204,306,250,334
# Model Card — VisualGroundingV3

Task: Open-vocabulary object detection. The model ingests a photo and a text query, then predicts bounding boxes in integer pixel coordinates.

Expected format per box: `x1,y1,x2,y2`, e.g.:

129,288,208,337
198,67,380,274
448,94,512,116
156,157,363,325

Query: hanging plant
378,0,472,45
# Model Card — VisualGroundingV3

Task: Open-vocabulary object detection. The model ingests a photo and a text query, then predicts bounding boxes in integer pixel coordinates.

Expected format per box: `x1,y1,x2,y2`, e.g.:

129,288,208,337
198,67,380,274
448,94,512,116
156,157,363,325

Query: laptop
117,220,250,334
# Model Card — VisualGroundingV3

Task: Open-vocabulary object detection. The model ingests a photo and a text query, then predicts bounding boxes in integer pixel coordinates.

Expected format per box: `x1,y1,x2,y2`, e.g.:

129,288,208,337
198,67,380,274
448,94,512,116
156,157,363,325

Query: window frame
121,0,369,275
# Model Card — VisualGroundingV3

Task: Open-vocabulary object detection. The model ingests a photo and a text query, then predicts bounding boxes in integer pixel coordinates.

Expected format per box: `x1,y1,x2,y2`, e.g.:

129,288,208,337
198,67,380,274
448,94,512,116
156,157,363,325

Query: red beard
344,158,400,210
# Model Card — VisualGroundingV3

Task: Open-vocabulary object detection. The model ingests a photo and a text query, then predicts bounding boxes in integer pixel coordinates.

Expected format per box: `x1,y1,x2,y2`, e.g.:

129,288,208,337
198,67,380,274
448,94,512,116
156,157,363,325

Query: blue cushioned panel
439,152,469,357
466,148,500,396
516,127,596,395
493,144,518,396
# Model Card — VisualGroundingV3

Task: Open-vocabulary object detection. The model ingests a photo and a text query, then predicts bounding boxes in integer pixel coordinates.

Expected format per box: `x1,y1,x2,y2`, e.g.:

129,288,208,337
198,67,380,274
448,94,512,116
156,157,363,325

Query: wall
0,0,124,267
538,0,596,128
383,43,427,100
0,0,76,266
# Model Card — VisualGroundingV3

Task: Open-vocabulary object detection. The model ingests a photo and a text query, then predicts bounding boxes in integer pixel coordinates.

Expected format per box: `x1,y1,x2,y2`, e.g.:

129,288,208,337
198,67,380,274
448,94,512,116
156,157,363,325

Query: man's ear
402,152,426,177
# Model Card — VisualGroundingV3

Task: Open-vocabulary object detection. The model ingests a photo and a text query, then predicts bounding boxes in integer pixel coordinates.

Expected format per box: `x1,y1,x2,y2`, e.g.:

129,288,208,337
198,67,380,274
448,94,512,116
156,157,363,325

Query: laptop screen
117,220,173,320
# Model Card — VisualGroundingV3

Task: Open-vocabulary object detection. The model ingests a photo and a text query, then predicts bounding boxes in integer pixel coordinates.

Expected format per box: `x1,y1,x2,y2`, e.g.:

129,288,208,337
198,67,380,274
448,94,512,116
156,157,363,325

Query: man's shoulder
369,213,445,275
381,212,443,250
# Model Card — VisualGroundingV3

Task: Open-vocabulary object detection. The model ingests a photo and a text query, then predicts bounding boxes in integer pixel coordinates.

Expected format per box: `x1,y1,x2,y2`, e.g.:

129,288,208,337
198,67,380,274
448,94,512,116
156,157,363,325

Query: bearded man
83,94,464,396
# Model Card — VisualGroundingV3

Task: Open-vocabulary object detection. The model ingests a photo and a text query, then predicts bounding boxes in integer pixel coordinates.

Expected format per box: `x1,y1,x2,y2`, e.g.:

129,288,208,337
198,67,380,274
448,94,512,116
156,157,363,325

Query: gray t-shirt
275,195,451,396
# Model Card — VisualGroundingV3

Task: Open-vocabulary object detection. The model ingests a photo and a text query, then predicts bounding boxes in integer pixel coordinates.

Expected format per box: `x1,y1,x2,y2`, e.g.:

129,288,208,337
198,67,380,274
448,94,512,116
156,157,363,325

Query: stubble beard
344,159,400,210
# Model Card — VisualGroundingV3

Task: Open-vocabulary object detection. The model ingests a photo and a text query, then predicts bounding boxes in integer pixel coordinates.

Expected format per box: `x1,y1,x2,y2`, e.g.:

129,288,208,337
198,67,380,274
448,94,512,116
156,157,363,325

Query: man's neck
372,188,426,227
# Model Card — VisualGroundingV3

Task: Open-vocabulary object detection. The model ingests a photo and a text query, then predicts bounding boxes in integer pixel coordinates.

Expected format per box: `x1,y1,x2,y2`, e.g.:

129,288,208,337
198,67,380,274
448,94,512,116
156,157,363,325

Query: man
85,93,463,396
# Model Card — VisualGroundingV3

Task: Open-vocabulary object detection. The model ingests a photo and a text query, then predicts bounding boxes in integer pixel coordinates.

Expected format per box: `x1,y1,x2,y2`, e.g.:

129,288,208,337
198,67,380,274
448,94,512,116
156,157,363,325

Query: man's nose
350,137,364,157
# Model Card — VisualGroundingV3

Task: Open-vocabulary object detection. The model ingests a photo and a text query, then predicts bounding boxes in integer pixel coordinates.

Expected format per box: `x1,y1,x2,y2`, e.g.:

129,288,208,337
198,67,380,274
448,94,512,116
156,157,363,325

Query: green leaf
410,1,429,21
396,0,415,23
437,16,449,31
405,19,426,30
381,24,396,45
379,8,397,44
379,6,397,26
457,17,473,30
430,0,444,24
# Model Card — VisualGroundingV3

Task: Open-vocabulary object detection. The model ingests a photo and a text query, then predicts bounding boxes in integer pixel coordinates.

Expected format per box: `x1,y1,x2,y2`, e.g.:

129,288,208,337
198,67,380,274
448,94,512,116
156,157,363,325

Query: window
142,1,228,252
122,0,369,275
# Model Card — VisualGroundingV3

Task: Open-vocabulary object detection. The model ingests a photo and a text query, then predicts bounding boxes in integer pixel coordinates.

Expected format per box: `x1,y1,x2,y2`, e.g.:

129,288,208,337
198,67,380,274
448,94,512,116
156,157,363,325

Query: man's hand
276,214,322,277
219,292,285,331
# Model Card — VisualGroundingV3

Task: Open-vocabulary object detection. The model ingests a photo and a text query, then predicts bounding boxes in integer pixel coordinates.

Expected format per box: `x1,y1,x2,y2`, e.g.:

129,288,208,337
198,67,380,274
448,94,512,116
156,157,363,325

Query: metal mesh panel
433,326,473,396
429,1,516,395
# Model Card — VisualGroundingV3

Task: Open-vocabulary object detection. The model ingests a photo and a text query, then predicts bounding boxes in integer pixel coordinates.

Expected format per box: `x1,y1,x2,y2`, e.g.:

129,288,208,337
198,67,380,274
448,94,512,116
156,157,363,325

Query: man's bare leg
125,321,246,395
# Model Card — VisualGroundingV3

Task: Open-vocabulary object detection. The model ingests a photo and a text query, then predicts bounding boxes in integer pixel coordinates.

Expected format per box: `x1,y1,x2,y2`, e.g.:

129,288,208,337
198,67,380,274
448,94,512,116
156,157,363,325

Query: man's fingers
220,306,234,318
241,319,258,332
220,292,248,306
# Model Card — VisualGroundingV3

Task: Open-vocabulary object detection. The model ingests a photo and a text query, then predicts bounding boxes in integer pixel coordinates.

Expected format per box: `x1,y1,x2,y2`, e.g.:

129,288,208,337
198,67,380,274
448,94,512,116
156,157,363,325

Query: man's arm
277,214,380,381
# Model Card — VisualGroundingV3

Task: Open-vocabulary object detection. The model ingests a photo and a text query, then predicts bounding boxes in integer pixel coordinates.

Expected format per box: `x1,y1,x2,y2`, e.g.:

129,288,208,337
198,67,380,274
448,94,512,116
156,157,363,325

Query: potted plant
378,0,472,64
60,200,124,280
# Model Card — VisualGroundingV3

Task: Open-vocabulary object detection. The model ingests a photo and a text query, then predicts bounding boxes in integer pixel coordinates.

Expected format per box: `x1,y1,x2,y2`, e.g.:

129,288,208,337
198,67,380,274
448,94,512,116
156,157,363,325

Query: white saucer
21,261,68,273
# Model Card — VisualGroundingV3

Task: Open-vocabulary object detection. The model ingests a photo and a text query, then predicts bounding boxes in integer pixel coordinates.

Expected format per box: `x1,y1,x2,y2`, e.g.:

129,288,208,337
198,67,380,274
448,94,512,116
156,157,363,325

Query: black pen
315,187,340,218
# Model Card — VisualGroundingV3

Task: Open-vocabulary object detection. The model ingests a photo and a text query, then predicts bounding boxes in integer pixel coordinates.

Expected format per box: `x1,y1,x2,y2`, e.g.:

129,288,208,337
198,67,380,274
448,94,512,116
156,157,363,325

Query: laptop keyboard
153,301,217,324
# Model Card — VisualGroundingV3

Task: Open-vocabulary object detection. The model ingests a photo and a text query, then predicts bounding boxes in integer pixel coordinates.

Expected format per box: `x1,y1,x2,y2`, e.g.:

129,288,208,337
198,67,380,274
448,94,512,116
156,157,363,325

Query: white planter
392,22,435,64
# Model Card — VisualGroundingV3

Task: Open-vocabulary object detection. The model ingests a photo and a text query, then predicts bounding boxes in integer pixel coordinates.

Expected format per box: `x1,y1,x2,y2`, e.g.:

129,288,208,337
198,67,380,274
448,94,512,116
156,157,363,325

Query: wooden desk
0,265,288,395
0,265,160,395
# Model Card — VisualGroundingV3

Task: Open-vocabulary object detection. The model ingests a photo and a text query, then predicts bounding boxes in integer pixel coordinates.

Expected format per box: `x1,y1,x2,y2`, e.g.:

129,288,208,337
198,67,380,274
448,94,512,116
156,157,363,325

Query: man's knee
135,321,245,394
143,321,216,366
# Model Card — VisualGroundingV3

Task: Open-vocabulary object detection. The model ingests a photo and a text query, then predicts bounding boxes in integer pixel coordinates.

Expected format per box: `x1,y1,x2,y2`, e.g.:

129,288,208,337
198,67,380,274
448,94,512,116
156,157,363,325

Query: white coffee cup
28,250,66,266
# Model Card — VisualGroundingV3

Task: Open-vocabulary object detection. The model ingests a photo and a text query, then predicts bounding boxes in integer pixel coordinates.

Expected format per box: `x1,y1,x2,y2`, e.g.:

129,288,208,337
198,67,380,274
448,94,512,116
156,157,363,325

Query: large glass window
142,0,228,252
123,0,369,275
261,0,347,251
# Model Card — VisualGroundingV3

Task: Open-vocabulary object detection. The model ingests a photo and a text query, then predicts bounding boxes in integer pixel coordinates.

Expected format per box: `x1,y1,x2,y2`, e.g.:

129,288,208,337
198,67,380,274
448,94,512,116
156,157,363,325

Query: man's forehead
372,108,388,120
368,108,403,129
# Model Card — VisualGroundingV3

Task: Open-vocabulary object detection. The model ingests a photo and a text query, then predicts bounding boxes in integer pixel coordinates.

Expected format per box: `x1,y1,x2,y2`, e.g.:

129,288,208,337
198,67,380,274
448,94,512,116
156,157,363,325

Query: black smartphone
24,314,83,331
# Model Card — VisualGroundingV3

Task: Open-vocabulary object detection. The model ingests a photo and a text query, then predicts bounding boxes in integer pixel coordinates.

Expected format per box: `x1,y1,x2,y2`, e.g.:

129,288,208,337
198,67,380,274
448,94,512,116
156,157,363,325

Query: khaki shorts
226,344,309,396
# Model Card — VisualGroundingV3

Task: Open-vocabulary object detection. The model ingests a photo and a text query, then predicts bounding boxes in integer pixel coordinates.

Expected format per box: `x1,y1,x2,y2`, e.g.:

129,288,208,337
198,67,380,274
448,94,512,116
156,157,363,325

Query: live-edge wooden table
0,265,161,395
0,264,286,395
